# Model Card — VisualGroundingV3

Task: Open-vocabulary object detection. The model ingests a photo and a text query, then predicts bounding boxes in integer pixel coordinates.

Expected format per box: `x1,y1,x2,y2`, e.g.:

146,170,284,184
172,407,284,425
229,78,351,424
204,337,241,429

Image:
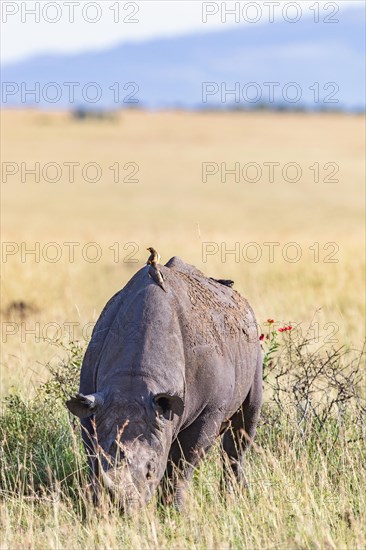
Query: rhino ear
153,393,184,419
66,392,104,418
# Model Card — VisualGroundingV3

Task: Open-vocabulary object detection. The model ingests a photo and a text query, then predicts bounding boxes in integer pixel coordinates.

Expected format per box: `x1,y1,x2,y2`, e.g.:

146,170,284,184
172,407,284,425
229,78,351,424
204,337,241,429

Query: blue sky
1,0,361,65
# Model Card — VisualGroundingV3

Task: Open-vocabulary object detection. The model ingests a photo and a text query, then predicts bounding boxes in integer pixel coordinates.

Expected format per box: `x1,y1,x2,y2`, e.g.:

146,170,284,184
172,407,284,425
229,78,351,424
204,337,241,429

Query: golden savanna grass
1,110,365,549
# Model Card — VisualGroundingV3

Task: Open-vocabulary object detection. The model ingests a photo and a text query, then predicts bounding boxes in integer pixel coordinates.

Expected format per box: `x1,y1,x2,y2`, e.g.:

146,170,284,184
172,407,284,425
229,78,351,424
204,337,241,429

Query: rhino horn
66,392,104,418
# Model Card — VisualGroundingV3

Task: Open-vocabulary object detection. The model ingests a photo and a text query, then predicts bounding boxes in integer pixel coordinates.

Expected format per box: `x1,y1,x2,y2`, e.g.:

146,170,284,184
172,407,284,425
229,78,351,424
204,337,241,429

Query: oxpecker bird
146,247,166,292
147,247,161,265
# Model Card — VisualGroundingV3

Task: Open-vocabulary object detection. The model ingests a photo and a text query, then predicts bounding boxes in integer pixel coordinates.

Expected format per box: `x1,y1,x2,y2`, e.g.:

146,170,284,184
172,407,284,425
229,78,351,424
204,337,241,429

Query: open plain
1,110,365,548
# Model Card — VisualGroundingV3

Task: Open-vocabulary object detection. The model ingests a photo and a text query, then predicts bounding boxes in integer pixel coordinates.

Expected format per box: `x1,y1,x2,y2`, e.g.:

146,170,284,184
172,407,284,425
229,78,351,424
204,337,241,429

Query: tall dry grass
1,334,365,549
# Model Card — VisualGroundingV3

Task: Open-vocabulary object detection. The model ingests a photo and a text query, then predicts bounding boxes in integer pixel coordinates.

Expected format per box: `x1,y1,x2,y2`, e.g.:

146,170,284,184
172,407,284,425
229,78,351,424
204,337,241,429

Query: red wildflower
259,334,265,341
279,325,293,332
267,319,274,324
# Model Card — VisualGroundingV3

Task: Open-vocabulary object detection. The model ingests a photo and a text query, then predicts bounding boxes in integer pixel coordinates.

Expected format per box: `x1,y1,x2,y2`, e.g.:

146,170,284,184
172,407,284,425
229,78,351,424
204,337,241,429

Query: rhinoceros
66,256,262,510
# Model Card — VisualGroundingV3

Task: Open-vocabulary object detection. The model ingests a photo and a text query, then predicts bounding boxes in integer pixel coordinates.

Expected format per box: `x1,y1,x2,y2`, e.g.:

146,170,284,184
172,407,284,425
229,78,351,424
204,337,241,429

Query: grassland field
0,109,365,549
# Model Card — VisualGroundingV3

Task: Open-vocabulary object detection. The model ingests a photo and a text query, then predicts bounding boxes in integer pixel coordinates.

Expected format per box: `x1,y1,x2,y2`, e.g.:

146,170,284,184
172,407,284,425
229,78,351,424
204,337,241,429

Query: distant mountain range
2,5,365,111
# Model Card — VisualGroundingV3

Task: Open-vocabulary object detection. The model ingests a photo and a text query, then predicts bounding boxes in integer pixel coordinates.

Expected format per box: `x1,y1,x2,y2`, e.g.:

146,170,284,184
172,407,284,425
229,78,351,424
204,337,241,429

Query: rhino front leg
222,357,262,491
163,413,223,510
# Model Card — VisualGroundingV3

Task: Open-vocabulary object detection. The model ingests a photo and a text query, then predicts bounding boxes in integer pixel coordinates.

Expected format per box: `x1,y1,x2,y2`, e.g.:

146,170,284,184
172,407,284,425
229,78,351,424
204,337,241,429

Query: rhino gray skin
66,257,262,510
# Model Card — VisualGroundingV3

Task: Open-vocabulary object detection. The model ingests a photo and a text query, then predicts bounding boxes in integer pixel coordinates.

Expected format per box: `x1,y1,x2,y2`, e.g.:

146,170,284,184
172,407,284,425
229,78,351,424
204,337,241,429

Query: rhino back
80,257,259,408
165,258,260,414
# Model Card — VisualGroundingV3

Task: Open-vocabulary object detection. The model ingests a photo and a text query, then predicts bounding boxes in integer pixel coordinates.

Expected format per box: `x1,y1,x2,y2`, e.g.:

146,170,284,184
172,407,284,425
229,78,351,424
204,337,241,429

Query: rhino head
66,387,184,509
66,262,187,510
